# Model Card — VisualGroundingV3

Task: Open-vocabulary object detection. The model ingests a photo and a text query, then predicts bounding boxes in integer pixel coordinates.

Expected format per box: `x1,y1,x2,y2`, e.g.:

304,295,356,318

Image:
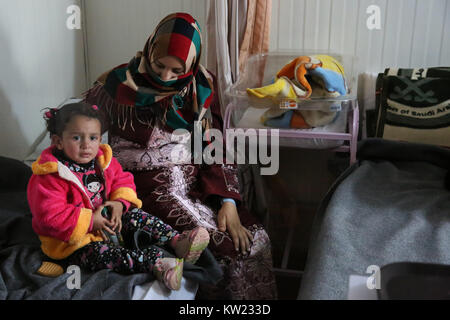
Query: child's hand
103,201,124,233
92,206,115,240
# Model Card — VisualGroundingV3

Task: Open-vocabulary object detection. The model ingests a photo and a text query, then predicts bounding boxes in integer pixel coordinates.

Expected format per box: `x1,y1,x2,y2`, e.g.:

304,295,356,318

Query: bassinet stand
223,99,359,295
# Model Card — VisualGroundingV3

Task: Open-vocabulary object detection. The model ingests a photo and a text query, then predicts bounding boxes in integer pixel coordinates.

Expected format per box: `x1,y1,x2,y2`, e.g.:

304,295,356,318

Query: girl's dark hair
43,102,108,136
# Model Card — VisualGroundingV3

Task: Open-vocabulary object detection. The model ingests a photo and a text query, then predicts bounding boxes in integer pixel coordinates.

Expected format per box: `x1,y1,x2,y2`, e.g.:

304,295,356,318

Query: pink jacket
27,144,142,259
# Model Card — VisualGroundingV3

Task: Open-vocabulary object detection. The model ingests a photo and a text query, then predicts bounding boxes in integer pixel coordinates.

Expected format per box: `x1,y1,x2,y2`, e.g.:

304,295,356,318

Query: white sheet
347,275,378,300
132,277,198,300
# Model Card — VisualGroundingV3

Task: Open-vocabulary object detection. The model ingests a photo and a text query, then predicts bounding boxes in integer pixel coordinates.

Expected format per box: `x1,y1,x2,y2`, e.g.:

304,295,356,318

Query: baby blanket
246,55,347,128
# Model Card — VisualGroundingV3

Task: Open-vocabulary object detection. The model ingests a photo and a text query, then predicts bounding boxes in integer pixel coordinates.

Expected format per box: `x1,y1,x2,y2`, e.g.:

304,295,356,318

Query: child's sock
153,257,183,291
172,227,210,264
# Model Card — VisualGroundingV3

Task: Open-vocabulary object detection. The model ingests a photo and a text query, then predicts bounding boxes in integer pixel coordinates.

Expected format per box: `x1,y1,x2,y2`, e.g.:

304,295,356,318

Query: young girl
27,102,210,291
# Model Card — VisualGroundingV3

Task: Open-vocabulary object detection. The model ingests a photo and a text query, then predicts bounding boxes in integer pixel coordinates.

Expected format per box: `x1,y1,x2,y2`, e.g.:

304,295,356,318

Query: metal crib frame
223,99,360,165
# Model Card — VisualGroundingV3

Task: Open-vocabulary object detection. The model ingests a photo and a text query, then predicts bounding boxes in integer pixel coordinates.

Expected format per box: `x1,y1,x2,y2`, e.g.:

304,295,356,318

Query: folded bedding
246,55,348,129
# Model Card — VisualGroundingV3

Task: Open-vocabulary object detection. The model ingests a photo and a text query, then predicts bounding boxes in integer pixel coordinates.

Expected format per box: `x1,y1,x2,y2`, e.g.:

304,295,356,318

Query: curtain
238,0,272,74
205,0,272,116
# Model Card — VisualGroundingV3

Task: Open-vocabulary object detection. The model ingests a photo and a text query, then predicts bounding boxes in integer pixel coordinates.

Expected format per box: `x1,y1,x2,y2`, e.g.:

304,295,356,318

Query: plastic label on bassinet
279,99,298,109
279,98,342,111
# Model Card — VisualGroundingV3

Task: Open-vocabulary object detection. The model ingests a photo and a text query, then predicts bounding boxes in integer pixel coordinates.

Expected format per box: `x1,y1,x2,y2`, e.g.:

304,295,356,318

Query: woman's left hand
103,200,124,233
217,202,253,254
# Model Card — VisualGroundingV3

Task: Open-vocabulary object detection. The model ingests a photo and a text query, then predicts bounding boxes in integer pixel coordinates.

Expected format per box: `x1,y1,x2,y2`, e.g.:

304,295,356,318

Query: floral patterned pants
65,208,179,274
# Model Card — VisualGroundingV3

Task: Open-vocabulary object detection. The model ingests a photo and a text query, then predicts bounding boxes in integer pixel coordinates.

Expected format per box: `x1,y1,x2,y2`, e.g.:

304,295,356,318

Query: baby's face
55,115,101,164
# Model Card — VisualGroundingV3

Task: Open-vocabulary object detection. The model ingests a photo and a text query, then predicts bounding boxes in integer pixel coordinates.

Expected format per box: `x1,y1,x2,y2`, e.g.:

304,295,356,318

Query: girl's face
150,56,185,81
54,115,101,164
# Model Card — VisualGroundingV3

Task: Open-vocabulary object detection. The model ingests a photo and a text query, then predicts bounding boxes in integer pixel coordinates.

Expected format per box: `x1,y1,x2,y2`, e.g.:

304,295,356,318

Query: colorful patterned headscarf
85,12,214,132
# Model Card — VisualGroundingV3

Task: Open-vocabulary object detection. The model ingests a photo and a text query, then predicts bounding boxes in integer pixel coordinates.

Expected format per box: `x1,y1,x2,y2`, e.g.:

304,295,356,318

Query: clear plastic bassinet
223,51,359,164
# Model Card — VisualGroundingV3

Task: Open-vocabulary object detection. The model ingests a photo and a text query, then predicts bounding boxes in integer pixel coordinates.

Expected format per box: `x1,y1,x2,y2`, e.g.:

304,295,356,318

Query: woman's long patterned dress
109,125,277,299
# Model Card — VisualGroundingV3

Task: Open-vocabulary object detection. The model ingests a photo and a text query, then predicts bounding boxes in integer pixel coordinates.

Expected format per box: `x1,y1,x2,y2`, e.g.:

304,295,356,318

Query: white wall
269,0,450,73
0,0,87,160
84,0,208,86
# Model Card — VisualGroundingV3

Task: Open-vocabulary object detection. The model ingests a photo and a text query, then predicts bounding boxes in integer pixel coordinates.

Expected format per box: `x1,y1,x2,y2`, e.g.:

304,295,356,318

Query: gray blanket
299,139,450,299
0,157,222,300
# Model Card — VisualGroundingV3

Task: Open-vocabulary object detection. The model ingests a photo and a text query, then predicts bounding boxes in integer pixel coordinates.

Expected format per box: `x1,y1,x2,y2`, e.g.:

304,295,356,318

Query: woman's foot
172,227,210,264
153,258,183,291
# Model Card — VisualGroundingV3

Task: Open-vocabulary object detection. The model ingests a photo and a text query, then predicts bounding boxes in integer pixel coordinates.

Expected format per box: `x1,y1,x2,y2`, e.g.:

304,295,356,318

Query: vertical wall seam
438,0,449,64
80,0,90,89
341,0,348,53
289,0,294,48
315,0,320,49
302,0,307,49
394,0,403,66
328,0,333,52
408,0,418,66
423,0,433,64
380,0,388,70
353,0,361,69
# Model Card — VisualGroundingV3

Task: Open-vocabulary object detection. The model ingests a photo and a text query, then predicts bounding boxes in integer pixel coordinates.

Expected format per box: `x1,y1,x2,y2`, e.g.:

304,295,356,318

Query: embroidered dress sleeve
188,73,242,206
189,163,242,205
27,174,92,244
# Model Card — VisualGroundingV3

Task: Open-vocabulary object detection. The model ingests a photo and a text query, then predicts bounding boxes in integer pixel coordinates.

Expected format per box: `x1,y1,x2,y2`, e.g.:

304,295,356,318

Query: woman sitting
84,12,277,299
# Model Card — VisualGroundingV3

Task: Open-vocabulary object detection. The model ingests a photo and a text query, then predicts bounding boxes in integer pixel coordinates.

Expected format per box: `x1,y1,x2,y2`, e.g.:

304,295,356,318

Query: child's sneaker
153,258,183,291
173,227,210,264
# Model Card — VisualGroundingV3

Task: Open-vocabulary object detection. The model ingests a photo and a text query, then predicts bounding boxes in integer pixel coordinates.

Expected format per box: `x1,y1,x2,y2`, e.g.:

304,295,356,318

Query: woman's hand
103,200,124,233
217,201,253,254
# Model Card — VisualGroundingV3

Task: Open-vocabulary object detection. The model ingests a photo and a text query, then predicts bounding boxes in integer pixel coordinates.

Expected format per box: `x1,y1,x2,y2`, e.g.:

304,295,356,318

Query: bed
0,146,221,300
297,138,450,299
